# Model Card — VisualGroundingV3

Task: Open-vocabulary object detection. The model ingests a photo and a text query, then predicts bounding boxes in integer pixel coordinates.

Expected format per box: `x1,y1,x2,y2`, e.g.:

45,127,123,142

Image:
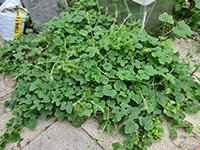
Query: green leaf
23,111,35,118
125,120,139,134
112,142,123,150
40,109,53,119
183,120,193,133
122,136,137,149
159,12,174,24
53,37,63,46
72,15,84,23
87,0,97,6
184,102,199,114
157,93,169,107
144,65,157,76
135,43,143,49
195,0,200,9
136,70,150,80
172,21,193,37
129,107,141,119
103,85,117,97
26,118,37,129
144,121,154,131
106,123,115,134
169,125,178,140
114,80,127,91
117,70,135,80
175,3,183,12
65,88,75,99
139,116,153,131
164,73,176,85
99,75,108,84
67,112,84,127
13,52,24,59
132,94,142,104
79,30,88,37
74,102,93,117
83,60,95,69
71,74,86,85
61,102,73,114
86,47,99,57
112,106,126,122
117,56,128,67
29,83,37,91
99,38,110,50
94,86,104,98
10,132,21,142
103,62,112,71
55,109,66,121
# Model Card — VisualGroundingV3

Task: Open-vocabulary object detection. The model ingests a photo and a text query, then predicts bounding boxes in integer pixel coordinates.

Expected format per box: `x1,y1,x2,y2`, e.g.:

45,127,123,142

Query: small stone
22,0,59,31
22,0,68,31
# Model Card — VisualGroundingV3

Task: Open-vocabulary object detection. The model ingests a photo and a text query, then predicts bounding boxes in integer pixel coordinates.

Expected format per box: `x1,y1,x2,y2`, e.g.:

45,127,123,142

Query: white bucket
0,0,29,40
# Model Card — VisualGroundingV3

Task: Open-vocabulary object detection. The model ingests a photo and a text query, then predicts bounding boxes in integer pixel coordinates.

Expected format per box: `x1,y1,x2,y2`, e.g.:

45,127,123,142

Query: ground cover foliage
0,1,200,149
175,0,200,30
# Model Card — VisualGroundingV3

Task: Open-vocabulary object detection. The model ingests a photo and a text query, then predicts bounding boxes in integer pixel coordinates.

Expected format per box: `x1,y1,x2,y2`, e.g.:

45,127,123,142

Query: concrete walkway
0,38,200,150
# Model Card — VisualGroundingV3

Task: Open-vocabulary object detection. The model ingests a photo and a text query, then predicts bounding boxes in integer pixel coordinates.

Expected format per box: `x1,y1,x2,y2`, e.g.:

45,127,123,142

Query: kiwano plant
0,1,199,149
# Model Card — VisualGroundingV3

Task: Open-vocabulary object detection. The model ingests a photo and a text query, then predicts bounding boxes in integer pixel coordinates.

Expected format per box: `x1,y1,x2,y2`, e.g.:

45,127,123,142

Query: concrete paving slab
186,112,200,137
0,94,11,102
5,117,56,150
148,121,181,150
0,74,15,101
174,38,200,78
23,120,103,150
174,38,200,64
0,101,10,115
0,111,12,136
193,71,200,79
81,118,124,150
173,129,200,150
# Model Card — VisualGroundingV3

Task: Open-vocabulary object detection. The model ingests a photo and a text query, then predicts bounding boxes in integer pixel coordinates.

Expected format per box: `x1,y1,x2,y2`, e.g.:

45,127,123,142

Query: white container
0,0,28,40
131,0,156,28
132,0,156,6
0,10,28,40
97,0,157,29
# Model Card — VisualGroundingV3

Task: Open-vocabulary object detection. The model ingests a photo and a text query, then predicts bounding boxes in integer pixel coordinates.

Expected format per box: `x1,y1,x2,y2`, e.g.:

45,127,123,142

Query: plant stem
50,52,62,80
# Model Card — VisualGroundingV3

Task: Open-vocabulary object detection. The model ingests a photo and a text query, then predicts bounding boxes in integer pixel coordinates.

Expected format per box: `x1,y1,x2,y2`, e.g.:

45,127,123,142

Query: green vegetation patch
0,1,199,150
175,0,200,30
